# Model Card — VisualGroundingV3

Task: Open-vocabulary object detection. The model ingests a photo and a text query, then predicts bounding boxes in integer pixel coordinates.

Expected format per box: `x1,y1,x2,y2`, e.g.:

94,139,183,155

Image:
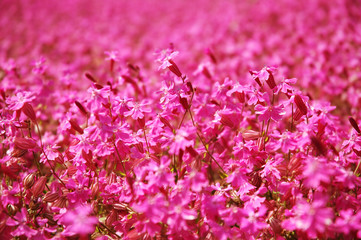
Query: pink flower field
1,0,361,239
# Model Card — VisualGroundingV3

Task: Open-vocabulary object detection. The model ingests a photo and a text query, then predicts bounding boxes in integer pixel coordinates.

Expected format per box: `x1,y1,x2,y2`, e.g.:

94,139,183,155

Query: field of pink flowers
1,0,361,239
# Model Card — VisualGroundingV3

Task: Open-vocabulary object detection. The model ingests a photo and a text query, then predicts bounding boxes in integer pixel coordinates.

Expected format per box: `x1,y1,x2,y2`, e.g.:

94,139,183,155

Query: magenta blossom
6,91,36,111
255,103,285,122
60,204,98,236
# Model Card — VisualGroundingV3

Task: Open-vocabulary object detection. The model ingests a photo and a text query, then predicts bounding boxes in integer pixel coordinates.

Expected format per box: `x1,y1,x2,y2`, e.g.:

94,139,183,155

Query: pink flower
156,49,179,70
104,50,120,62
283,193,334,238
124,100,151,120
6,208,37,238
334,209,361,235
60,204,98,236
163,127,195,155
32,57,47,74
303,157,332,188
6,91,36,111
240,206,268,234
255,103,285,122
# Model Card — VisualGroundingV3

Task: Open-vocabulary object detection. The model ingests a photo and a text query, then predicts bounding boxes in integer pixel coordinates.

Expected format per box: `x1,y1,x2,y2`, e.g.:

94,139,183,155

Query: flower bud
85,72,97,82
186,146,199,158
179,97,189,110
159,115,173,131
288,155,302,173
69,119,84,134
137,118,145,128
75,101,88,116
202,66,212,79
269,217,282,234
23,173,36,189
242,130,259,141
205,48,217,64
349,117,361,134
294,95,307,115
94,83,104,89
220,115,234,128
105,210,118,227
91,182,99,198
52,196,68,208
31,176,47,197
14,137,38,150
310,136,327,156
11,148,28,158
22,102,36,122
43,192,59,202
168,59,182,78
257,137,265,151
293,108,303,121
235,92,245,103
265,71,277,89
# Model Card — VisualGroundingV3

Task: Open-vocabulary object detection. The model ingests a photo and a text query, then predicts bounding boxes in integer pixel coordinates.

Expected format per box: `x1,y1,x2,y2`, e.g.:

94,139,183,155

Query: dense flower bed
1,0,361,239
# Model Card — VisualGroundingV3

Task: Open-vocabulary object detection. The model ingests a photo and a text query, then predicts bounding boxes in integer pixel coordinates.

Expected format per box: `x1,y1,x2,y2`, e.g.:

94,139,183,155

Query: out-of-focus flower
255,103,285,122
6,91,35,111
60,204,98,236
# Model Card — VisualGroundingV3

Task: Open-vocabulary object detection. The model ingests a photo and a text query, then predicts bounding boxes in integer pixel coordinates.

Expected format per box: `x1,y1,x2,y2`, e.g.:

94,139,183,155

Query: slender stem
113,142,127,175
178,110,188,129
263,119,271,151
354,158,361,175
291,103,294,131
143,127,150,153
98,222,122,239
36,122,66,187
188,109,226,174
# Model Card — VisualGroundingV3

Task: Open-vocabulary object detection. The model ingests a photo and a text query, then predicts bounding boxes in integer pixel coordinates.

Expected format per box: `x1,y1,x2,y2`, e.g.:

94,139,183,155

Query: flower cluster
1,0,361,239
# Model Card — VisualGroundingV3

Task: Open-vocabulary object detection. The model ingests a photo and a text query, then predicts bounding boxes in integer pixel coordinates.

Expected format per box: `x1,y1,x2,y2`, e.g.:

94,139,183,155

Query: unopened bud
135,142,144,153
105,210,118,227
159,116,173,131
22,102,36,122
186,146,199,158
220,115,234,128
11,148,27,158
179,97,189,110
269,217,282,234
235,92,245,103
137,117,145,128
31,176,47,197
310,136,327,156
294,95,308,115
69,119,84,134
75,101,88,116
288,156,302,173
349,117,361,134
353,148,361,157
293,108,303,121
242,130,259,141
94,83,104,89
205,48,217,64
23,173,36,189
168,60,182,78
14,137,38,150
91,182,99,198
85,72,97,82
43,192,59,202
52,196,68,208
257,137,265,151
265,71,277,89
202,66,212,79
